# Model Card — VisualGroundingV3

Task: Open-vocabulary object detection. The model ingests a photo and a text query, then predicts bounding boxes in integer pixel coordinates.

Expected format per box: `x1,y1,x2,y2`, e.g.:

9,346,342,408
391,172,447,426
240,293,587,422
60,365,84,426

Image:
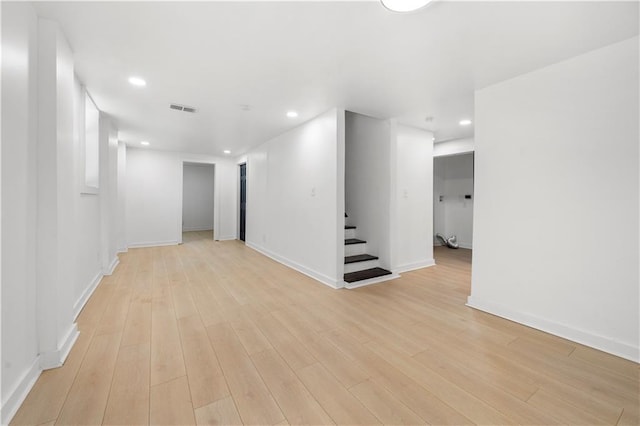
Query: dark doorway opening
239,163,246,241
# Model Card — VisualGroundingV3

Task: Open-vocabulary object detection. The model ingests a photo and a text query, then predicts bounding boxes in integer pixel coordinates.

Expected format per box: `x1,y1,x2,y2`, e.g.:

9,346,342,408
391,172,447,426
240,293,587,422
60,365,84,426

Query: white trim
182,226,214,232
1,357,42,425
117,247,128,254
215,236,237,241
344,273,401,289
458,242,473,250
104,256,119,275
39,323,79,370
127,240,178,249
466,295,640,363
394,258,435,273
73,271,102,320
246,242,342,289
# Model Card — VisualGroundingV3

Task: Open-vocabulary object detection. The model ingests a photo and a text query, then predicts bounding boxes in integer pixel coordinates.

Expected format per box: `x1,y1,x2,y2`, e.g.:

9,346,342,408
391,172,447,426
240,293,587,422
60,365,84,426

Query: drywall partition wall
245,109,344,288
394,125,435,272
73,79,102,311
116,141,127,252
182,163,215,232
433,153,474,249
125,149,236,247
1,3,39,423
433,137,474,157
37,17,79,370
469,36,639,361
345,111,392,270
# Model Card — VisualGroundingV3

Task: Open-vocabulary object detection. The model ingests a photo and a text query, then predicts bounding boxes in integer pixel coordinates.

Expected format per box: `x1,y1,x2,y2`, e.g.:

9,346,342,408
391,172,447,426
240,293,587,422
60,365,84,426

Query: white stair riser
345,228,356,239
345,243,367,256
344,259,380,273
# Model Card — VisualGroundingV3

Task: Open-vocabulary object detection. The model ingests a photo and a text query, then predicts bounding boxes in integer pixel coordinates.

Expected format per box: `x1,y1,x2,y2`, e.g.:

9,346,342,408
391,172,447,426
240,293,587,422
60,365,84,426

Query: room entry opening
239,163,247,242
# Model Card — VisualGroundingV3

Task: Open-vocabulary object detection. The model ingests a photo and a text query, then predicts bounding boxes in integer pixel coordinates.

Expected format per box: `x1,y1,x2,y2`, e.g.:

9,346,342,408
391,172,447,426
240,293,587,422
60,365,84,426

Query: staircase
343,225,392,285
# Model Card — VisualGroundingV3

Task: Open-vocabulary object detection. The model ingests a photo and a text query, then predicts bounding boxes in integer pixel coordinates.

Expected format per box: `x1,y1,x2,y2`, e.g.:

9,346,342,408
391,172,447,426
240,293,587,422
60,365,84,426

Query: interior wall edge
394,258,436,274
467,295,640,362
0,357,41,426
246,242,343,289
72,270,102,320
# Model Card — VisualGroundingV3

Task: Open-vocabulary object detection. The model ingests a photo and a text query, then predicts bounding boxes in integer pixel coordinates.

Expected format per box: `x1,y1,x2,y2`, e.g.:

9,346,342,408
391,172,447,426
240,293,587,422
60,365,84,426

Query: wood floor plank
255,314,317,371
120,290,152,348
10,330,94,426
349,379,424,425
56,332,122,425
251,349,334,425
177,315,229,409
194,396,243,426
296,363,380,425
103,343,150,425
150,376,195,425
206,323,285,425
12,235,638,426
527,388,608,425
365,339,513,425
150,294,186,386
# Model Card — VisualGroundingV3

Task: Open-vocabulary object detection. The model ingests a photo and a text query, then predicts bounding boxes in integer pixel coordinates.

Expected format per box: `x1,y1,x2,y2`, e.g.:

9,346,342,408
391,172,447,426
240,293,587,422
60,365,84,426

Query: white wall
1,9,124,422
1,3,39,422
182,163,215,232
73,80,101,308
345,112,392,269
116,141,127,252
245,109,345,288
469,37,639,361
433,137,474,157
394,125,435,272
126,149,236,247
433,153,474,249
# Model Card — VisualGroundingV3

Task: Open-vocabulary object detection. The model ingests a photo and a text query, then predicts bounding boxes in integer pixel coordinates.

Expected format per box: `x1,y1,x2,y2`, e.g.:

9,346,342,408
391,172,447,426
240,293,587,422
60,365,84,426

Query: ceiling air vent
169,103,197,113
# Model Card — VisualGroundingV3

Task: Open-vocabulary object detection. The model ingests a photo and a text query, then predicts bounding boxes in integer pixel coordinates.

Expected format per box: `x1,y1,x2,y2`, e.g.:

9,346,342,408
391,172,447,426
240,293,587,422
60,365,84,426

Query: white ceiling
33,1,639,156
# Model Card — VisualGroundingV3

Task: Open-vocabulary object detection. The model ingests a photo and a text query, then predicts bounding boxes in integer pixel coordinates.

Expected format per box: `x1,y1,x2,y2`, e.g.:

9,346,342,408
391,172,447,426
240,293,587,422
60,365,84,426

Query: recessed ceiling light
381,0,433,13
223,150,231,154
286,111,298,118
140,141,150,146
459,119,472,126
128,76,146,87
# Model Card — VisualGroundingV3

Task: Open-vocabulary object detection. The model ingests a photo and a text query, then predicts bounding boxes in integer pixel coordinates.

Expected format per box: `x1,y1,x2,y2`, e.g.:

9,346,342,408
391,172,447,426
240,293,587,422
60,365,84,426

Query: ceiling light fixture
381,0,433,12
128,76,146,87
286,111,298,118
140,141,150,146
223,150,231,154
459,119,472,126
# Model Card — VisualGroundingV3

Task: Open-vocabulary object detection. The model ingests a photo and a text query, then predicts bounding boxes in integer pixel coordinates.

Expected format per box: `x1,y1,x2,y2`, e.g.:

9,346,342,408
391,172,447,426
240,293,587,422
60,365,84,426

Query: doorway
182,162,215,242
239,163,246,242
433,152,474,260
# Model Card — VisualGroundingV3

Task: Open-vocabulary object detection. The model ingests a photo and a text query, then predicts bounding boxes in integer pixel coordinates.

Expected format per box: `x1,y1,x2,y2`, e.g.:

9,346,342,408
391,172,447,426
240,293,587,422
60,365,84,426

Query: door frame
178,160,217,244
238,162,247,242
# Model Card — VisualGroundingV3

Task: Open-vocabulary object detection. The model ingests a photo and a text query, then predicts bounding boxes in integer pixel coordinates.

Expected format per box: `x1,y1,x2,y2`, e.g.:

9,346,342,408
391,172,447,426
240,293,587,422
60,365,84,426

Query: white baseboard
39,323,79,370
127,240,178,249
182,226,214,232
215,236,237,241
1,357,42,425
458,242,472,249
104,256,119,276
466,295,640,363
395,258,436,274
246,242,342,289
117,246,128,253
74,271,103,320
344,273,401,289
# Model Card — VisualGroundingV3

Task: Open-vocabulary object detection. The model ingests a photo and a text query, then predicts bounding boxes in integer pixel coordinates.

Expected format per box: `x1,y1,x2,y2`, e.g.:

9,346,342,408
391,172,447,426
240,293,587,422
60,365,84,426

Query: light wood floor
12,231,639,425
